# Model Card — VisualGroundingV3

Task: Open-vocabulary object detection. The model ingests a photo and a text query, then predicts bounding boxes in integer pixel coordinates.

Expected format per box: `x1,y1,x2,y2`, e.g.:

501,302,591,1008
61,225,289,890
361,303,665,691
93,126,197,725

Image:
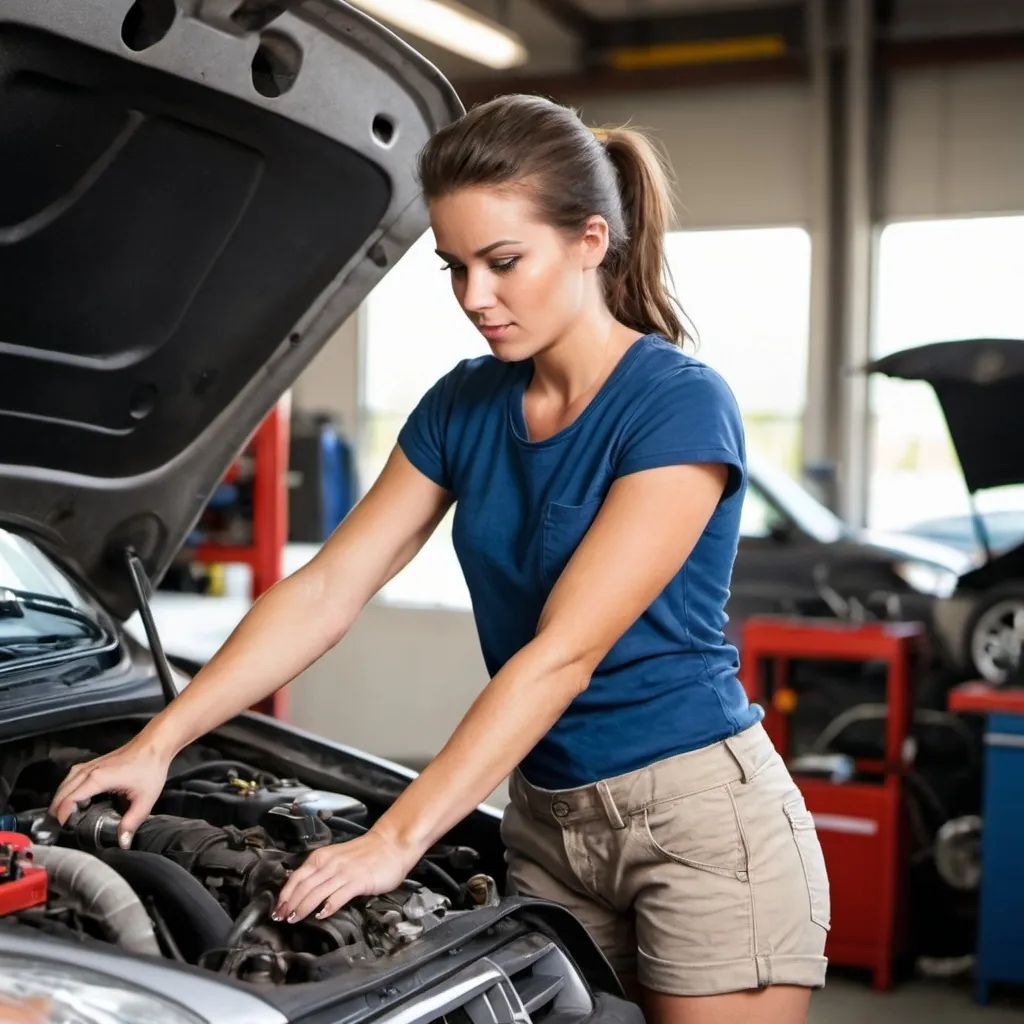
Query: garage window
740,484,787,539
664,226,812,480
361,230,483,610
869,215,1024,554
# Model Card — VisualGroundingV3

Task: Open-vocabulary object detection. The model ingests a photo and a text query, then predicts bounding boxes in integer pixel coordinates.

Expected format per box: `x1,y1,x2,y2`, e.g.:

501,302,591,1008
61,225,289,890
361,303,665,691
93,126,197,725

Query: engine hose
99,848,233,964
29,845,161,957
412,859,461,902
224,890,276,949
810,703,981,771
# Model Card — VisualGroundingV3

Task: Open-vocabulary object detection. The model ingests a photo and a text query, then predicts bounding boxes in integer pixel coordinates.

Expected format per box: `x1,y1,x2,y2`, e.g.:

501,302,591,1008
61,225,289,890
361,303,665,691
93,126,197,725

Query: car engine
0,739,495,986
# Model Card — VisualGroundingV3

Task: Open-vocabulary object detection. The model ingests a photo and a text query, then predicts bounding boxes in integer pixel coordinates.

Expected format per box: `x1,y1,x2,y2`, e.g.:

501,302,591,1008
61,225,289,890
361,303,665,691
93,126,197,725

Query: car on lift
868,337,1024,686
0,2,635,1022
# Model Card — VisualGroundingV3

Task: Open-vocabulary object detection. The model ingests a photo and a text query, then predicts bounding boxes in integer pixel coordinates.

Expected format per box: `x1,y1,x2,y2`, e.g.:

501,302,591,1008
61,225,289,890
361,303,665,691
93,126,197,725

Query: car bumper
591,992,646,1024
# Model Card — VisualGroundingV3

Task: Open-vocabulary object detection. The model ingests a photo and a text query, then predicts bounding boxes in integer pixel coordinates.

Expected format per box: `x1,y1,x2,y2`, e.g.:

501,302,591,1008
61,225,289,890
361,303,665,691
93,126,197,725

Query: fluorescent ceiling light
351,0,528,70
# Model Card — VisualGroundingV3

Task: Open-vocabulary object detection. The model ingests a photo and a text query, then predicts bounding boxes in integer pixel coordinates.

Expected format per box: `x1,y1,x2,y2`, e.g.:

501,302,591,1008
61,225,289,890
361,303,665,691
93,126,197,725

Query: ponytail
598,127,688,346
417,94,690,346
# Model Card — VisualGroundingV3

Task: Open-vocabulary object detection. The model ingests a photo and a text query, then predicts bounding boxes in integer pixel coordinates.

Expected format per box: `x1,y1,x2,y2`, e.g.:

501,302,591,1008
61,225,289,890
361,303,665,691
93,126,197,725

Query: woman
50,94,829,1023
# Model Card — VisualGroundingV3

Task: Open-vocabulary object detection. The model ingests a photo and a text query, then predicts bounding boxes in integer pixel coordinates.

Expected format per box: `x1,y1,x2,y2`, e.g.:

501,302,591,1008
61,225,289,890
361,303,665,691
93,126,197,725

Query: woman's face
429,186,608,360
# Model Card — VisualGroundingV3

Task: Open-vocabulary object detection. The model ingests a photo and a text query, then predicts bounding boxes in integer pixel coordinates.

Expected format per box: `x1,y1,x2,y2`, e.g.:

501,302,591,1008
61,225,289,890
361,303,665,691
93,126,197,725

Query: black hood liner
0,1,462,618
866,338,1024,494
0,24,390,478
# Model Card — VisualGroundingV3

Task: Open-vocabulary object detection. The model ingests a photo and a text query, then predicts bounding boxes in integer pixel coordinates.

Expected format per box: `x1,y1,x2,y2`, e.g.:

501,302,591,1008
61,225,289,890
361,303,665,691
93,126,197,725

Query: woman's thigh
642,984,812,1024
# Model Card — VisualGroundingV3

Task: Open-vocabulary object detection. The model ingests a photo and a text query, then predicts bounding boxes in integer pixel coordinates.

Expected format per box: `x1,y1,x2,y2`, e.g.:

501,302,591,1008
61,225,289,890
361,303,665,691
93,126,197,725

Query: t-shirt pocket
541,498,603,587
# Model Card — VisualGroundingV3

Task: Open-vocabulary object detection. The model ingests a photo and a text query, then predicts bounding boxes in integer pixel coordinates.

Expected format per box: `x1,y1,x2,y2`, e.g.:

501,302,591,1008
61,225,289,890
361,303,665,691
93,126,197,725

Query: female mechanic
51,94,829,1024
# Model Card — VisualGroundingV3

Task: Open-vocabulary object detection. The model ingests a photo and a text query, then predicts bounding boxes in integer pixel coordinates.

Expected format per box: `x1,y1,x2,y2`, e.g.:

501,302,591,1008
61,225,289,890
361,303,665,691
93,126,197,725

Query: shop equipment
741,615,927,991
948,682,1024,1004
194,398,291,718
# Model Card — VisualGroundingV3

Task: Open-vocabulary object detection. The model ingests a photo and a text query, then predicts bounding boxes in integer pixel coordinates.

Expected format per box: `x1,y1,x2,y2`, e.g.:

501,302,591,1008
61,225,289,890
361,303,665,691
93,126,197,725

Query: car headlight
893,560,958,599
0,956,203,1024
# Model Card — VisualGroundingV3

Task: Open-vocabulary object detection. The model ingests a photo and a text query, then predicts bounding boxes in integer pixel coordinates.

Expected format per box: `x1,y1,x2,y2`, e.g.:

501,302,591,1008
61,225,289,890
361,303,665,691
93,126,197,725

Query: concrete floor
809,970,1023,1023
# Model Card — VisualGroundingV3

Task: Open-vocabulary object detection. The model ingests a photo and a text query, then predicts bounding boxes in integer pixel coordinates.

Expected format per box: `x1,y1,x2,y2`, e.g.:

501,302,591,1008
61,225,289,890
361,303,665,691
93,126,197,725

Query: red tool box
740,616,927,991
0,832,47,915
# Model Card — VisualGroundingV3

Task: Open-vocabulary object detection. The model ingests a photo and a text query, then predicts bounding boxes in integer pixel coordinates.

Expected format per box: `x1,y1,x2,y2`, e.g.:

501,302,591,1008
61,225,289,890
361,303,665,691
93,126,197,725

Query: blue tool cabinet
975,711,1024,1004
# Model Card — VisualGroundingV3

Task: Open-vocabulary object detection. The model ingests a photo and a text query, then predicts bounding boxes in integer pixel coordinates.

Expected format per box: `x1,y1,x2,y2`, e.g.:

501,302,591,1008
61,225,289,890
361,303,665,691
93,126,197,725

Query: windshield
748,457,849,544
0,528,109,670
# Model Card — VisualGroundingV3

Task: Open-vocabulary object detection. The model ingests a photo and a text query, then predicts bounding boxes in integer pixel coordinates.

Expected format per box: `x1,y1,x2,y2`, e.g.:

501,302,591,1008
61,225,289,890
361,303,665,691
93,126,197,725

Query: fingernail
270,912,281,922
119,832,133,850
316,909,328,920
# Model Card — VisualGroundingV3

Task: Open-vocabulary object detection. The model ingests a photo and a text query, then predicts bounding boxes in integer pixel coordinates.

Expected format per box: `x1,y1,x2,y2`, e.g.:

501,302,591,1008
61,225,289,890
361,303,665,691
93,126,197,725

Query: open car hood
866,339,1024,495
0,0,462,619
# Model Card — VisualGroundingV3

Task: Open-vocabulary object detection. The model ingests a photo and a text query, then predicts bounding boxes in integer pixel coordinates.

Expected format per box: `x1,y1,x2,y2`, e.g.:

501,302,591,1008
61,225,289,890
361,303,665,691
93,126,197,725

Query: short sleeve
614,366,746,499
397,362,465,491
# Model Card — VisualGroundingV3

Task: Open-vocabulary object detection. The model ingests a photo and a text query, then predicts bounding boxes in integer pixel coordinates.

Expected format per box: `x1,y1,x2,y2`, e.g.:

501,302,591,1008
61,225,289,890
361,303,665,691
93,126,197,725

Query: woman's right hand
48,737,172,849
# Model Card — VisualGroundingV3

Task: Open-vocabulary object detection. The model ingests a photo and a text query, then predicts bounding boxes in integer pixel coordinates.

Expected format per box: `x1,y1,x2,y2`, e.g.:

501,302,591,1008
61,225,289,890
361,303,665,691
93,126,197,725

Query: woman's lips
479,323,512,341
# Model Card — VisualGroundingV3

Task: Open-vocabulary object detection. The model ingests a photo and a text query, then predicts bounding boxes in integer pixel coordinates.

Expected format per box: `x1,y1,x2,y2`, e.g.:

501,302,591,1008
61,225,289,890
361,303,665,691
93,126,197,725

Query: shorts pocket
541,499,603,586
639,784,745,879
784,798,831,931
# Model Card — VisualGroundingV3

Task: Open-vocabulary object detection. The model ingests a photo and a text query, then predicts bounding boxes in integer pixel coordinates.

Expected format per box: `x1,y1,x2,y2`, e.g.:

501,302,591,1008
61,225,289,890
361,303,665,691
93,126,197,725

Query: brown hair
417,93,689,346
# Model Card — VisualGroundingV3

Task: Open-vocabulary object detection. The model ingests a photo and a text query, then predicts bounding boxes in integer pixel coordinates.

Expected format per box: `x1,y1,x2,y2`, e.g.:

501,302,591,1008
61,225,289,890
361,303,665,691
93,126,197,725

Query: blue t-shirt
397,333,763,789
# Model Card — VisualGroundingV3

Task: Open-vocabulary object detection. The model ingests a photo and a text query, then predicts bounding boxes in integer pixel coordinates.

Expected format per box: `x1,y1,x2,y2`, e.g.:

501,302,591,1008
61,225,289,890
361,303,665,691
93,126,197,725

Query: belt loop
724,735,757,784
596,780,626,830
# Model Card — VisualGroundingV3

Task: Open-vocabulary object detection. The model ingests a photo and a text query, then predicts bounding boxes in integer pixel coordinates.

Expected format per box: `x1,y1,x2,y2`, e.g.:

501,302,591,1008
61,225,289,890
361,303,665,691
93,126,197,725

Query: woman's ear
579,215,610,271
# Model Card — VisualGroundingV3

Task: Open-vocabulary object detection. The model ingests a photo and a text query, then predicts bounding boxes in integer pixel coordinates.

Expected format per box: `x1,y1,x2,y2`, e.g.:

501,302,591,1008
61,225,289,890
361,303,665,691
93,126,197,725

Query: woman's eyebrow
435,239,522,261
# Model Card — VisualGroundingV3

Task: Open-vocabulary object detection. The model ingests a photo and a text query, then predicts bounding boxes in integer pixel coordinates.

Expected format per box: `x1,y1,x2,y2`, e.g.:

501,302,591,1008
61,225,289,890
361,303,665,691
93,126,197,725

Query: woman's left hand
273,830,417,923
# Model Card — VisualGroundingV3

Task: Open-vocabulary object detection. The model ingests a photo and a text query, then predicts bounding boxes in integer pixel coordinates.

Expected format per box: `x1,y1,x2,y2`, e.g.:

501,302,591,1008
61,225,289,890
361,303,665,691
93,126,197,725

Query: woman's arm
275,461,728,923
49,446,452,836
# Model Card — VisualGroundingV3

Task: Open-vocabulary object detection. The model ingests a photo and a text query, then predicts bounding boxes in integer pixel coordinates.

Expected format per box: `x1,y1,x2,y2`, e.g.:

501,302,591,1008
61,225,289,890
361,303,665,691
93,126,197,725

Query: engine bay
0,724,500,987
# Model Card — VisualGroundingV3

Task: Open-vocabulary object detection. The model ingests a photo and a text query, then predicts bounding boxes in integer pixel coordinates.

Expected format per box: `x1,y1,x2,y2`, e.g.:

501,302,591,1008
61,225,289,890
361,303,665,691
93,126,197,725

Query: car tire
963,585,1024,685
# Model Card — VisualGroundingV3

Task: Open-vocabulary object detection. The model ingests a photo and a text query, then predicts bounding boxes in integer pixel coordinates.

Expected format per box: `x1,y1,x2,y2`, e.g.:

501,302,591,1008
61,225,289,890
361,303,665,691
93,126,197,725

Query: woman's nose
461,268,496,314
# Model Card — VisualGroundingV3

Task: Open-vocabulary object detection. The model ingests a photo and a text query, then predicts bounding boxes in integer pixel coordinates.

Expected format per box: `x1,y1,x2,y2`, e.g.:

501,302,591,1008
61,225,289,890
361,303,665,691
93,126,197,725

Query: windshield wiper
0,589,103,638
0,638,99,663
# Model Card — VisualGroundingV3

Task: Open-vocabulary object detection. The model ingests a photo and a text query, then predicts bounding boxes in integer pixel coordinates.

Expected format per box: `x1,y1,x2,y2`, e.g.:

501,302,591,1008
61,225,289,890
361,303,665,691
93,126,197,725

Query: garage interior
148,0,1024,1017
3,0,1023,1019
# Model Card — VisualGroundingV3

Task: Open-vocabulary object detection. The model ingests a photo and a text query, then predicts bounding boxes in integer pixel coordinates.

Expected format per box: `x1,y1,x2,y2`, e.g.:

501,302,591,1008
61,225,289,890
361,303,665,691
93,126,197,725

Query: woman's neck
530,313,639,408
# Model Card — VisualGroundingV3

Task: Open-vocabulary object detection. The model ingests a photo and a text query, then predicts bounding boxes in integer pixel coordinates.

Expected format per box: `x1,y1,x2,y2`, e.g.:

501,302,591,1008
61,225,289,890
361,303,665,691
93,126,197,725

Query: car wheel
965,587,1024,685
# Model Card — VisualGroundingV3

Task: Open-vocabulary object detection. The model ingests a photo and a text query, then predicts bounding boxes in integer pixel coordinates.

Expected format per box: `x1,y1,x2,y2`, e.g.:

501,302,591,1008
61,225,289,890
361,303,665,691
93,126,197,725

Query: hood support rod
124,548,179,706
967,492,994,564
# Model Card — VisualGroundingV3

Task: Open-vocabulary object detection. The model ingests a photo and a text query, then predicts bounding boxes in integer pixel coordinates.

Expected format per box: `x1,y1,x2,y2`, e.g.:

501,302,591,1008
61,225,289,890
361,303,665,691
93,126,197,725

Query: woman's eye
492,256,520,273
440,262,464,274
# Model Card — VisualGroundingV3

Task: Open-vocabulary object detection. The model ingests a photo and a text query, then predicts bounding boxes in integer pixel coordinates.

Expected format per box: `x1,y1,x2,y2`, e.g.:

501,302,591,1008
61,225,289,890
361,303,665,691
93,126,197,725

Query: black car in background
728,456,967,652
869,338,1024,686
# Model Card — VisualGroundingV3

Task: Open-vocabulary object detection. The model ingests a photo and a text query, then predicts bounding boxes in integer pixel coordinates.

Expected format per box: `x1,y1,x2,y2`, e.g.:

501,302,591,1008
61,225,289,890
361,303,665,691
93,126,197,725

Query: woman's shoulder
634,334,737,401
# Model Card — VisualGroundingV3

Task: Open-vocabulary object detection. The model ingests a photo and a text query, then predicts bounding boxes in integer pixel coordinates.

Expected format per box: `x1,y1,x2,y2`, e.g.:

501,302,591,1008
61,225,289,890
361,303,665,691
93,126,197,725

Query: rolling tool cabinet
740,616,927,990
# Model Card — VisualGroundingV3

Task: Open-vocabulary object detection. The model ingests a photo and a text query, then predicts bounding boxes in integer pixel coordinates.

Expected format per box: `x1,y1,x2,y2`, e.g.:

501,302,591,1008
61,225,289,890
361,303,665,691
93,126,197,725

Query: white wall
884,61,1024,220
576,84,814,228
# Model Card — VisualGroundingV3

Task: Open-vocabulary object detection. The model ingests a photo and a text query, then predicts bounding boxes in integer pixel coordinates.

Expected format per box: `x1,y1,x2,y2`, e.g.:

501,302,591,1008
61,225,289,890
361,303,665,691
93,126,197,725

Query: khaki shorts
500,722,829,997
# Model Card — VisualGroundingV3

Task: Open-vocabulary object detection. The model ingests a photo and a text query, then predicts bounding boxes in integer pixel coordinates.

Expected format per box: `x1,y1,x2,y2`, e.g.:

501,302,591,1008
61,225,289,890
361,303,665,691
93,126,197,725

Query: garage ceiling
389,0,1024,101
407,0,807,84
558,0,788,14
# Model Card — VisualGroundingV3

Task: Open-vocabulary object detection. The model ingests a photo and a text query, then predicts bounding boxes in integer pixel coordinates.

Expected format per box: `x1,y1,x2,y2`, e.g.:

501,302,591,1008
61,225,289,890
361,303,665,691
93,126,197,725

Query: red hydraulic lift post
196,396,291,719
740,616,926,992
